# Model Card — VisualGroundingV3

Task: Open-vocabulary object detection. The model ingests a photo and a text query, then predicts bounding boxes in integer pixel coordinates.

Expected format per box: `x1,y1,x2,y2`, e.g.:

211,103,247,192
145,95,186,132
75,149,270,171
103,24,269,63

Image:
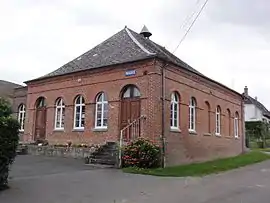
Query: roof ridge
125,28,155,55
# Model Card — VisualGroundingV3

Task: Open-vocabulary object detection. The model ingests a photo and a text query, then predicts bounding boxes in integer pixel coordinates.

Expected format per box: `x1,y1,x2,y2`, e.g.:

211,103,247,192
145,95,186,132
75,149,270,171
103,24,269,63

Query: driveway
1,155,270,203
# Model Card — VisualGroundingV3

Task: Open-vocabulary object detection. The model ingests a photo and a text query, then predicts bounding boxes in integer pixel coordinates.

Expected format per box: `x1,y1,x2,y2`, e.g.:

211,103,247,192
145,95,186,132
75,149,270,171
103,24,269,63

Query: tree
0,98,19,190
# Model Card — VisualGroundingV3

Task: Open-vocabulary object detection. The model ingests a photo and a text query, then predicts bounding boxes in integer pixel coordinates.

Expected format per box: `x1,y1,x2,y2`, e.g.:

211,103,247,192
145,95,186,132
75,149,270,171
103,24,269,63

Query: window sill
19,130,24,133
203,133,211,136
53,129,64,132
92,128,108,132
215,133,221,137
72,128,85,132
234,136,240,140
189,130,197,135
170,128,181,133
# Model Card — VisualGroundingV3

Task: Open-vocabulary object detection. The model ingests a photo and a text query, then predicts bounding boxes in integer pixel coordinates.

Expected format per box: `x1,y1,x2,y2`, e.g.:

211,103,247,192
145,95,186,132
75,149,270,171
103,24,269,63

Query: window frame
18,104,26,132
170,92,180,130
234,112,239,138
189,97,196,132
73,95,85,130
54,98,65,130
95,92,108,129
215,106,221,136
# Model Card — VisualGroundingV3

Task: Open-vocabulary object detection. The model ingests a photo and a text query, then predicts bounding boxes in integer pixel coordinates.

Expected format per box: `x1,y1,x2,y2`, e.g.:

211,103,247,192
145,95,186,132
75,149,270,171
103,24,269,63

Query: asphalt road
1,155,270,203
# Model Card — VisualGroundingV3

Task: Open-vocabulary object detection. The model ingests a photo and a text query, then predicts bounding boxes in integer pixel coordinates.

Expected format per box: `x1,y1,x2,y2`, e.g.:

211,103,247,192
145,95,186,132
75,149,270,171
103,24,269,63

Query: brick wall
154,61,244,166
23,58,244,166
24,60,157,144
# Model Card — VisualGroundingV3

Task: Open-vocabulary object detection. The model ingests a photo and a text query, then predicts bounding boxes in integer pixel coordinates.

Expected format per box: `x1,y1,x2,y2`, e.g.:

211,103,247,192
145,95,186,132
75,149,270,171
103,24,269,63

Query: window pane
103,110,108,119
97,94,102,102
123,88,131,98
61,108,65,127
103,118,108,127
104,103,108,111
133,87,140,97
174,117,177,127
97,104,102,111
97,119,102,127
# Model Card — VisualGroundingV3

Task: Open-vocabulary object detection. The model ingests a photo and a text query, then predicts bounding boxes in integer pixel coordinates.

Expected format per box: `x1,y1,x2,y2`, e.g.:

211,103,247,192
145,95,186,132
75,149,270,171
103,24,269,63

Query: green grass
123,151,270,177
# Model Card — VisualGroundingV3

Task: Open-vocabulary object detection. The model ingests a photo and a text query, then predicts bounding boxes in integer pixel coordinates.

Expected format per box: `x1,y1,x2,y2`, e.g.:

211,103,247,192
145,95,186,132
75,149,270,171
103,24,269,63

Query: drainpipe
161,62,167,168
241,98,246,153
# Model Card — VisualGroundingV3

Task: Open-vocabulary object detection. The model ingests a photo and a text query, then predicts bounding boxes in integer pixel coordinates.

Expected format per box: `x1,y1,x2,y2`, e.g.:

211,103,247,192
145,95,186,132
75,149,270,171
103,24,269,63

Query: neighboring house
0,80,22,103
22,26,244,166
242,86,270,123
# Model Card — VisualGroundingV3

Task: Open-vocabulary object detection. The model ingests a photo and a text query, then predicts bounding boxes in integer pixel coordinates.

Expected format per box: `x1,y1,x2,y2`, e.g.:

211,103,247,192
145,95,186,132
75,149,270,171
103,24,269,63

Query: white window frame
95,92,108,129
189,97,196,132
170,92,179,130
234,113,239,138
18,104,26,132
215,106,221,136
54,98,65,130
73,95,85,130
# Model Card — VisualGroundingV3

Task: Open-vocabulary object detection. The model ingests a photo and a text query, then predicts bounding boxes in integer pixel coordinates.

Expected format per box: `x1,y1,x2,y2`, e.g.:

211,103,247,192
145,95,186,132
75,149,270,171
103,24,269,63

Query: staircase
89,142,118,166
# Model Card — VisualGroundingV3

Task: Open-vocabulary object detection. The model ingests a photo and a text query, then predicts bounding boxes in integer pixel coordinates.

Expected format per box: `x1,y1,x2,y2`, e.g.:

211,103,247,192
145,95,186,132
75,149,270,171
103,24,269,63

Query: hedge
0,98,19,190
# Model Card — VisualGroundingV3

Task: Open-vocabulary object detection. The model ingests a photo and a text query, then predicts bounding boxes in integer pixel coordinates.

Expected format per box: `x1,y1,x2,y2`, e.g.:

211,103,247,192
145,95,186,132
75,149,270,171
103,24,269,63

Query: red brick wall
23,58,244,166
24,60,158,144
155,61,244,166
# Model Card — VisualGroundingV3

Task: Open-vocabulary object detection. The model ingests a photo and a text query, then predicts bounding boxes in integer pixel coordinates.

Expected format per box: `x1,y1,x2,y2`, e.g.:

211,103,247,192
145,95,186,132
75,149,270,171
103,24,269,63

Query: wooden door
34,107,47,141
120,98,140,141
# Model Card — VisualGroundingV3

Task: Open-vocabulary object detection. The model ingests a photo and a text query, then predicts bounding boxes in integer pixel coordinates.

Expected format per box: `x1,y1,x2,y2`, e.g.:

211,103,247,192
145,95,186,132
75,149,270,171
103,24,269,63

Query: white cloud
1,0,270,108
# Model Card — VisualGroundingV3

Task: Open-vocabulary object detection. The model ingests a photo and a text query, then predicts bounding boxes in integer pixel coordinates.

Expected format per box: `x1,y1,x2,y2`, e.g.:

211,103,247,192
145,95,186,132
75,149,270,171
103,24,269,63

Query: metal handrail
118,115,146,168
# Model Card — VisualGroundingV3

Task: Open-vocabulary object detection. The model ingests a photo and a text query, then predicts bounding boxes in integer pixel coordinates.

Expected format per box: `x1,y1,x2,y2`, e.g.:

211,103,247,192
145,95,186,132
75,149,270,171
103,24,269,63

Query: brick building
20,26,244,166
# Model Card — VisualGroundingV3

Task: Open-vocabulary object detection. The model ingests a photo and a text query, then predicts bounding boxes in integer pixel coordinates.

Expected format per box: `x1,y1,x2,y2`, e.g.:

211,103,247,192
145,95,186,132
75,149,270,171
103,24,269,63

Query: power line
173,0,210,54
179,0,202,31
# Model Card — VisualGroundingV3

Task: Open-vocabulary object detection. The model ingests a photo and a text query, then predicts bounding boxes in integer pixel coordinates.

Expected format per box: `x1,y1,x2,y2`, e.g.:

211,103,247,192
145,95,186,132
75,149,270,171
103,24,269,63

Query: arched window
54,98,65,130
18,104,26,131
227,109,231,136
122,85,140,99
36,97,46,108
216,106,221,135
234,112,239,138
205,101,211,133
189,97,196,131
170,92,180,129
95,92,108,128
74,95,85,129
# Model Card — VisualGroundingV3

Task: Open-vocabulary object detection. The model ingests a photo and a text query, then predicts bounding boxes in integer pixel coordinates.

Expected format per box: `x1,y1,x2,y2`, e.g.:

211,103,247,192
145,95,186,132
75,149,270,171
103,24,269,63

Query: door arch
34,97,47,141
120,85,141,141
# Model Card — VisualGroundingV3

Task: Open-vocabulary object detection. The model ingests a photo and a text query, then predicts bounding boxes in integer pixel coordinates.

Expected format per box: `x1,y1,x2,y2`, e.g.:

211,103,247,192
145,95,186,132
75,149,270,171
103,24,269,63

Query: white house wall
244,104,263,121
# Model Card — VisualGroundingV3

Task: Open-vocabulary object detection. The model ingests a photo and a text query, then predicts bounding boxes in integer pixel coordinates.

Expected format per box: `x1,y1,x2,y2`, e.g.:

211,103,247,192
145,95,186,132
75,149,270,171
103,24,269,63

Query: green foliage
123,151,270,177
0,98,19,190
122,138,160,168
0,98,12,118
246,121,270,148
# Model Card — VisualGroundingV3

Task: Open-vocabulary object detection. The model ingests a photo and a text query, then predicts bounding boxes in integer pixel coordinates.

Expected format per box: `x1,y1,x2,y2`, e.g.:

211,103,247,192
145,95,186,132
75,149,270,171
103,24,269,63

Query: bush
122,138,160,168
0,98,19,190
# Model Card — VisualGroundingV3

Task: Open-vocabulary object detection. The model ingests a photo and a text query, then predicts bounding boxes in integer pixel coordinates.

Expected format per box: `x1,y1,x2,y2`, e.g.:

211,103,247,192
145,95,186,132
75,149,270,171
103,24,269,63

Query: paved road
1,155,270,203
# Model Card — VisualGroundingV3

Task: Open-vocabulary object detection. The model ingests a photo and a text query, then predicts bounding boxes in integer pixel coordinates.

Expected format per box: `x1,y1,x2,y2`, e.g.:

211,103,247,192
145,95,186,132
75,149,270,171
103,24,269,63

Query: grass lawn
123,151,270,177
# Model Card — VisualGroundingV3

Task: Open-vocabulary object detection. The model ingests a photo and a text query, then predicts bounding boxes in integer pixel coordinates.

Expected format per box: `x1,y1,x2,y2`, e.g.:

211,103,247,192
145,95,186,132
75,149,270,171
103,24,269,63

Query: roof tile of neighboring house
243,94,270,118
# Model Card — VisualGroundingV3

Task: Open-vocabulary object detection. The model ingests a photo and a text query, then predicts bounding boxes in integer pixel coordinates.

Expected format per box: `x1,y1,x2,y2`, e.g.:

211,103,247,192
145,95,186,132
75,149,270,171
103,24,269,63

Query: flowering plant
122,138,160,168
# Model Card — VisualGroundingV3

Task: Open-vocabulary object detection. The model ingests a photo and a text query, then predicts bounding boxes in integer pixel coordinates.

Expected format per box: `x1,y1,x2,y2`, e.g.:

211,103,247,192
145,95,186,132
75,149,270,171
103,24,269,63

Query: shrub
122,138,160,168
0,98,19,190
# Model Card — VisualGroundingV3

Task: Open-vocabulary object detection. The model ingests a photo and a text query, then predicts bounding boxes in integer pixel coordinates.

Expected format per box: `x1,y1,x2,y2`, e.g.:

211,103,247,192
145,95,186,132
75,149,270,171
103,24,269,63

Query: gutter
161,62,168,168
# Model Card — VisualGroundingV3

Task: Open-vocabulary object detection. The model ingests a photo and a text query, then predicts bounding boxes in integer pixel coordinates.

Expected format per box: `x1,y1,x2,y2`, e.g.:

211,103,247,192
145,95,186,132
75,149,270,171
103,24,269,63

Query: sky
1,0,270,107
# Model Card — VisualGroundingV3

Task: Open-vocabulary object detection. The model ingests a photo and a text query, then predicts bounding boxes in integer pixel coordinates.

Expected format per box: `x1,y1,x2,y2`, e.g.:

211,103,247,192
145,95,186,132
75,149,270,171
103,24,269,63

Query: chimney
244,86,248,96
255,96,258,101
140,25,152,39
